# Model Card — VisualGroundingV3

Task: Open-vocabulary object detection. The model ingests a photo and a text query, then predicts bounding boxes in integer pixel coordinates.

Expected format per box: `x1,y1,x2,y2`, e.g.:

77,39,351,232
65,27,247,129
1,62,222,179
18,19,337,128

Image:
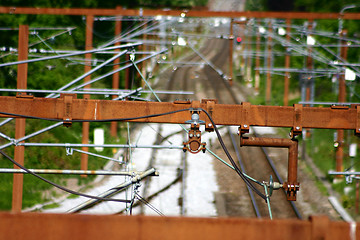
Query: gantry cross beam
1,96,359,132
1,6,360,20
1,96,360,200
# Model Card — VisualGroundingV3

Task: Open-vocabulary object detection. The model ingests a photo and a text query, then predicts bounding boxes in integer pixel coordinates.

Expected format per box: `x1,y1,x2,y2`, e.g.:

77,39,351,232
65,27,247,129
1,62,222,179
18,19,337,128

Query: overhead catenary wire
0,149,131,203
200,108,267,201
0,103,267,201
0,108,191,123
135,192,165,216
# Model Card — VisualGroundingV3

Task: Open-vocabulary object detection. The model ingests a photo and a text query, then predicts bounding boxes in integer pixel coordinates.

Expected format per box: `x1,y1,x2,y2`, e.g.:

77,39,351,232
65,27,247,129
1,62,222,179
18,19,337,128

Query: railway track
195,30,302,218
53,20,302,219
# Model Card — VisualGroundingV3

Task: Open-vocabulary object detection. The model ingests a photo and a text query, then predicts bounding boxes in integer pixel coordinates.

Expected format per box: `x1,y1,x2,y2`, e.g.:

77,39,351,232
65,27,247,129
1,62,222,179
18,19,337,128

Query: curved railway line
137,30,303,218
39,18,340,220
197,36,301,218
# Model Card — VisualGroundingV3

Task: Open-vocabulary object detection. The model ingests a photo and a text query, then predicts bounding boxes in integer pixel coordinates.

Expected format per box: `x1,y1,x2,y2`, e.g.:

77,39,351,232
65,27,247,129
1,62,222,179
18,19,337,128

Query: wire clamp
240,102,250,135
183,121,206,154
283,182,300,201
291,104,303,138
60,93,76,127
65,144,73,156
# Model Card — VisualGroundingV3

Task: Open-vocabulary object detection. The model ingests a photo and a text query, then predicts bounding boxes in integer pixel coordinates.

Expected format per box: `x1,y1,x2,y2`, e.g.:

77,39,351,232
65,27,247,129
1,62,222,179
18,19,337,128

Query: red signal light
236,37,242,44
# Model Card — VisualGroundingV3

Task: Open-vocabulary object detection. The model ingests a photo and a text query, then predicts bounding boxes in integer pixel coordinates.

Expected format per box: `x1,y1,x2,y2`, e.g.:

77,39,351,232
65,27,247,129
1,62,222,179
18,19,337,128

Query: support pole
306,21,313,106
335,30,349,176
125,54,130,90
265,21,272,104
356,179,359,214
81,15,94,174
246,25,252,86
111,8,122,138
142,21,148,87
255,20,261,93
229,18,234,86
12,25,29,213
284,19,291,106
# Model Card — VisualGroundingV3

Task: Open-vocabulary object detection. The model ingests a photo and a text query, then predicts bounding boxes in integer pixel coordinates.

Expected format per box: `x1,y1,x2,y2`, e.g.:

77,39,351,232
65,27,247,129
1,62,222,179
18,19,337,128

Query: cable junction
67,168,159,213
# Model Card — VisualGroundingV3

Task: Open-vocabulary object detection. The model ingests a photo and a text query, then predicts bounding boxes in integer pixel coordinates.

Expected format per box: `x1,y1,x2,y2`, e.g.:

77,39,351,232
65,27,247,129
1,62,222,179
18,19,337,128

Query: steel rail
253,132,302,219
228,127,261,218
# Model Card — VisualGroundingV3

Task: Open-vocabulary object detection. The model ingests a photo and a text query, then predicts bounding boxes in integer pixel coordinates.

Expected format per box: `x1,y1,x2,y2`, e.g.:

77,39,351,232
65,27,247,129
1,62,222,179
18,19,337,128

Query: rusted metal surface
336,30,349,175
266,22,272,104
240,136,299,201
1,98,360,131
229,19,233,86
81,15,94,174
255,20,261,93
12,25,29,213
110,10,122,137
284,19,291,106
0,213,357,240
1,6,360,20
183,124,206,154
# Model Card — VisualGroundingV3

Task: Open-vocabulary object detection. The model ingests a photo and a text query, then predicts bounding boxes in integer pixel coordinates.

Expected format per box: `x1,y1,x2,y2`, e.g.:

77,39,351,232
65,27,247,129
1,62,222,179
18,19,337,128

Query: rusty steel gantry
1,96,360,200
1,5,360,214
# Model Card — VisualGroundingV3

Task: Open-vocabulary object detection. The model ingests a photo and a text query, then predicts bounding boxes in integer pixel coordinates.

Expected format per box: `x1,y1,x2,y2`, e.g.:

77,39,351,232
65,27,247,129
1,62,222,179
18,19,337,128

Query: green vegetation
0,0,208,210
243,0,360,218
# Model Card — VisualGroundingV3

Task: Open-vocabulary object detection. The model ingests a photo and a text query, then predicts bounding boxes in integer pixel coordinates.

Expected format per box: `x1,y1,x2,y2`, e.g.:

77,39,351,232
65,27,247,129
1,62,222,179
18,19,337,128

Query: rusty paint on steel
1,98,360,131
1,6,360,20
266,22,272,105
229,19,233,86
240,136,299,201
0,213,357,240
81,15,94,174
12,25,29,213
110,9,122,138
255,20,261,93
336,30,349,175
284,19,291,106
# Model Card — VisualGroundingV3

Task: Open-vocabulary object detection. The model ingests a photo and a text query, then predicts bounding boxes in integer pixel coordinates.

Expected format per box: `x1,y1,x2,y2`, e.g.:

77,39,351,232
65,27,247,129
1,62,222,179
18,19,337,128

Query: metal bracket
291,104,303,138
65,144,73,155
239,102,250,135
356,105,360,136
283,182,300,201
183,123,206,154
60,93,76,127
15,93,33,99
202,99,217,132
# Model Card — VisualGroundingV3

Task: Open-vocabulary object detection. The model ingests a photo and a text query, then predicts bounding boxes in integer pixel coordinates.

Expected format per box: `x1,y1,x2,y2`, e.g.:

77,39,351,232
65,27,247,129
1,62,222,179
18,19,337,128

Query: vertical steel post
81,15,94,174
356,180,359,214
305,21,313,106
284,19,291,106
141,21,147,88
229,19,234,86
111,8,122,138
255,20,261,94
246,25,252,86
12,25,29,212
265,21,272,104
125,55,130,90
336,30,348,175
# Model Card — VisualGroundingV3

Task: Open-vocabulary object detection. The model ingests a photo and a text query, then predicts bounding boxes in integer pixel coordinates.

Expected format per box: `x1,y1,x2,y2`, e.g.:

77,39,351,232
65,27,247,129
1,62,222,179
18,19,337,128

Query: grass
0,121,127,210
235,64,360,215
